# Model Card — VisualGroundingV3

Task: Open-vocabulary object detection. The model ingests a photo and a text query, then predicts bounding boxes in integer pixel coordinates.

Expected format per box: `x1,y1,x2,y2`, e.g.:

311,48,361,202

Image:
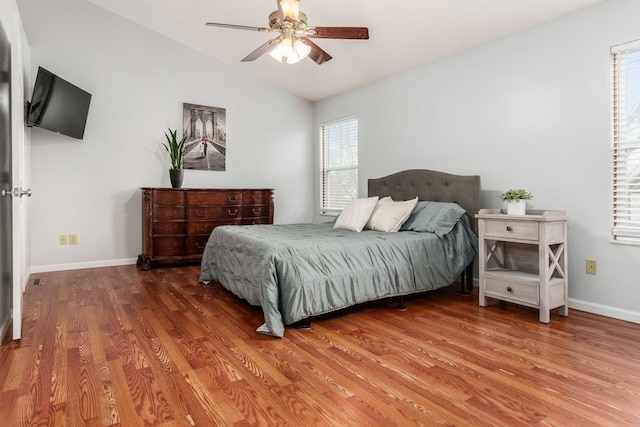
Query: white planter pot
506,200,526,215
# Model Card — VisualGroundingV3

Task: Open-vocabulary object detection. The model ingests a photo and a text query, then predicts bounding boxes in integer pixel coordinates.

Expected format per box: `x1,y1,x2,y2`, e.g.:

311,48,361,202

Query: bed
199,169,481,337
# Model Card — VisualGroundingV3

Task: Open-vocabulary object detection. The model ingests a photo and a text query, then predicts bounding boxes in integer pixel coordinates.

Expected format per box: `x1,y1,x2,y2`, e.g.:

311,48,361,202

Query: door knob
13,188,32,198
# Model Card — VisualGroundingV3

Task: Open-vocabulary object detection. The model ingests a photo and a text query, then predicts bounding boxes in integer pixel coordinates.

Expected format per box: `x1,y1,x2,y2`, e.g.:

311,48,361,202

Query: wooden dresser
137,188,274,270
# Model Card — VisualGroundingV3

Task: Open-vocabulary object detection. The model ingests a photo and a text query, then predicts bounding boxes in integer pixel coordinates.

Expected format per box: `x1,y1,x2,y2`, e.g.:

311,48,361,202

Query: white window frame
611,39,640,245
319,117,359,215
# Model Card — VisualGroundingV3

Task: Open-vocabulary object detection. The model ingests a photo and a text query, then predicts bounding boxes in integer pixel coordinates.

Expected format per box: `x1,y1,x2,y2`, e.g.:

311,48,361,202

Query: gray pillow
400,201,466,236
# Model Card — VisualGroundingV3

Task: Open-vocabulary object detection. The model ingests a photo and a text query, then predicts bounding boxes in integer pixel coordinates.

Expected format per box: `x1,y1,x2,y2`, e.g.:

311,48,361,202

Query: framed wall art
182,103,226,171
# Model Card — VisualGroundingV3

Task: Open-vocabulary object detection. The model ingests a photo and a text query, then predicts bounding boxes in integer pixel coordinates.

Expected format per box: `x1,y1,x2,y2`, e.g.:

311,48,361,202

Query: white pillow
333,196,379,232
367,196,419,232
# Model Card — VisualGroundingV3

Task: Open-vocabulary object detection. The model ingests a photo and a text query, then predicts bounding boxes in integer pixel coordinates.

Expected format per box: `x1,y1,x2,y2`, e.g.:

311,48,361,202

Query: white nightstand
475,209,568,323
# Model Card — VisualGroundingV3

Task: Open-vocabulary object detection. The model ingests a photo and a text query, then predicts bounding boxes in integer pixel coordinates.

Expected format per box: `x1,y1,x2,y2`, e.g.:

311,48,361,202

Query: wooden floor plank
1,265,639,426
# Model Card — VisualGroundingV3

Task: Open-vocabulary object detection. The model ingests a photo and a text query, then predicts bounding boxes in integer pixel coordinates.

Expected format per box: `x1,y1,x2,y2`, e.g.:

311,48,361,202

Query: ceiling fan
205,0,369,65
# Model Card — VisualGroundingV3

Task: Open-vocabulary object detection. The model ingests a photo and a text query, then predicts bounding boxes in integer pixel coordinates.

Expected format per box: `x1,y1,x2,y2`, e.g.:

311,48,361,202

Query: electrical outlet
586,259,597,275
59,234,68,245
69,234,77,245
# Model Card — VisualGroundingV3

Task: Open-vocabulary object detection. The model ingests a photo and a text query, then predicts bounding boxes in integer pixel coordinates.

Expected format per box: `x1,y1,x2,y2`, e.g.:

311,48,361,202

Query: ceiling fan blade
205,22,271,32
241,38,279,62
277,0,300,22
300,37,332,65
309,27,369,40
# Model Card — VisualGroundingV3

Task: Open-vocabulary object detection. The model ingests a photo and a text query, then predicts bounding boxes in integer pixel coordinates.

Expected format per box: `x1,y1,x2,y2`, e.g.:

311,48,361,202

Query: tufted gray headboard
367,169,481,233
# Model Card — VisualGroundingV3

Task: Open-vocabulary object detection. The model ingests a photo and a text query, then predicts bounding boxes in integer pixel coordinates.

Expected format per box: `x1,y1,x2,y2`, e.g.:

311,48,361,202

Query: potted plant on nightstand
162,128,187,188
499,189,533,215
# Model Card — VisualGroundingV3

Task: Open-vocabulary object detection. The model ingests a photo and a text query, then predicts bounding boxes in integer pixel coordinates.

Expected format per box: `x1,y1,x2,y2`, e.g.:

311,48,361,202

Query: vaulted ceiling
87,0,606,101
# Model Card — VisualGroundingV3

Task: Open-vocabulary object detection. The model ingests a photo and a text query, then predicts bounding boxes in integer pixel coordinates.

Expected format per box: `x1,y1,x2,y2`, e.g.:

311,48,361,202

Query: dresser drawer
153,236,186,257
153,206,185,220
485,219,538,241
187,206,242,220
186,236,209,255
187,219,241,235
241,205,269,218
241,218,270,225
485,275,539,306
187,191,242,206
153,221,186,235
243,191,271,205
153,190,185,206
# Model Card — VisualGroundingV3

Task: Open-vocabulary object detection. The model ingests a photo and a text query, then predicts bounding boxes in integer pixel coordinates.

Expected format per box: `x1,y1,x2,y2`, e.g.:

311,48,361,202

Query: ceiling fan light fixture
269,37,310,64
278,0,299,21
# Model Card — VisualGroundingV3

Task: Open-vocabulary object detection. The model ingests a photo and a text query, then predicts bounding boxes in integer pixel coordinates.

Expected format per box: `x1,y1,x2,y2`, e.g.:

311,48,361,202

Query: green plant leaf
499,189,533,201
162,127,186,170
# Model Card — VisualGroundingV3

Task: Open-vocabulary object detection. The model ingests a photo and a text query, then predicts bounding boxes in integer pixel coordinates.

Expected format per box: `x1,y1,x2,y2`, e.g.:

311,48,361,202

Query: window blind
319,118,358,214
612,41,640,243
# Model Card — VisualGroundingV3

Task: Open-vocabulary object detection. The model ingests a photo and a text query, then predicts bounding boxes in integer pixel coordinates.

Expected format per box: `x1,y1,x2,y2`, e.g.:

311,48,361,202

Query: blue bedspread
199,217,477,337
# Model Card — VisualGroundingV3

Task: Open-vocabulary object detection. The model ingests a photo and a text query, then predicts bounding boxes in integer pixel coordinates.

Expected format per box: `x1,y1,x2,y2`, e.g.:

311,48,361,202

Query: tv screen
27,67,92,140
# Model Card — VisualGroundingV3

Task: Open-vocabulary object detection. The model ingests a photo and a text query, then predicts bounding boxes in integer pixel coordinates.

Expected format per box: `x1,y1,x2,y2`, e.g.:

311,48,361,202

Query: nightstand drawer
485,219,538,241
485,275,539,305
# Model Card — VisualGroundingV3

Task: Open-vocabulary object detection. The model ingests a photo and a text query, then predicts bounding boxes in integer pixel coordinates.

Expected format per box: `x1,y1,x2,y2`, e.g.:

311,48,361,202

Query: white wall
18,0,314,271
315,0,640,322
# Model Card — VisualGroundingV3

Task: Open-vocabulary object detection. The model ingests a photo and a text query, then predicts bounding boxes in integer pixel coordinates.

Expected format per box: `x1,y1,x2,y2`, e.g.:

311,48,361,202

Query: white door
9,13,28,341
0,19,12,341
1,12,29,342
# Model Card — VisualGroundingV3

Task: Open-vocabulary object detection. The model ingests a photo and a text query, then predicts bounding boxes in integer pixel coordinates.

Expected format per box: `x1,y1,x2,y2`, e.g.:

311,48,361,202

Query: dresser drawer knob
252,208,261,215
196,210,205,217
165,209,178,217
228,195,239,202
228,209,238,216
506,226,513,232
507,286,513,292
253,195,262,202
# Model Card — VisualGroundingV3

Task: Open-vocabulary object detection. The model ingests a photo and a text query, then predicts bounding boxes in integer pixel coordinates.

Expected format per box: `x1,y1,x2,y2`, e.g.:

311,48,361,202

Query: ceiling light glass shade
269,38,310,64
278,0,298,21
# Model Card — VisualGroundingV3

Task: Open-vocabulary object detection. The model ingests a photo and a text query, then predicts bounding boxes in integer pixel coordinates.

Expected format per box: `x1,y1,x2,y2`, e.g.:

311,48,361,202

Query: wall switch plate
586,259,597,275
69,234,77,245
59,234,68,245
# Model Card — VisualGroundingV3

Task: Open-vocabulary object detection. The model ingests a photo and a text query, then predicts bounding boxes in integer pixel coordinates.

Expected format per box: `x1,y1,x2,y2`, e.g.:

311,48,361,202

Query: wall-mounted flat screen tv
27,67,92,140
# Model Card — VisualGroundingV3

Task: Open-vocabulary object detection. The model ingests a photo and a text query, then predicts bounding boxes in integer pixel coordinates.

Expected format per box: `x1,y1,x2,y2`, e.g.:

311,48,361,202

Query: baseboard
30,258,138,274
568,298,640,324
468,280,640,325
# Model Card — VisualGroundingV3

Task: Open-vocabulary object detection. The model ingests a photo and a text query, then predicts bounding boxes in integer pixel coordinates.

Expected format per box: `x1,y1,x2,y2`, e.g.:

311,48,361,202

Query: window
319,117,358,214
612,40,640,244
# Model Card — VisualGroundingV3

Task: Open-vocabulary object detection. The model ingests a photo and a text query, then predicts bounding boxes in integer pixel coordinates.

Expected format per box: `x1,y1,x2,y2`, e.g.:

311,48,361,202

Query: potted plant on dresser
499,189,533,215
162,128,187,188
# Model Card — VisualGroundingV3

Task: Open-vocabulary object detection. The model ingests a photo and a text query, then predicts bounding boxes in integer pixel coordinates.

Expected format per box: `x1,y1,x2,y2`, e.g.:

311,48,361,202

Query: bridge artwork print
182,102,227,171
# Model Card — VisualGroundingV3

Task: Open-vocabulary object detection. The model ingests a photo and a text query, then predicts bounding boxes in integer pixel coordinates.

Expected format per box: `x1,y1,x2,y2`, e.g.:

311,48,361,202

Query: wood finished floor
1,265,639,426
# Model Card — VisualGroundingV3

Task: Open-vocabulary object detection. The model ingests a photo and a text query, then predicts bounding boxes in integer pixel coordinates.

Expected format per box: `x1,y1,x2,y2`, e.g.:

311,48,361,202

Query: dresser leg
137,255,152,271
558,305,569,317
